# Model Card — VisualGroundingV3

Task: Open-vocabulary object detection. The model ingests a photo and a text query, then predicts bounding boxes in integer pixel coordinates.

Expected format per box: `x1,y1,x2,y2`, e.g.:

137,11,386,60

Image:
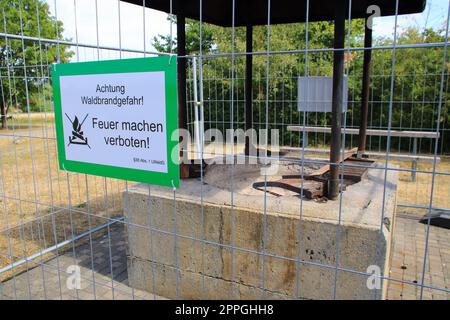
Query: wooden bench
286,126,441,181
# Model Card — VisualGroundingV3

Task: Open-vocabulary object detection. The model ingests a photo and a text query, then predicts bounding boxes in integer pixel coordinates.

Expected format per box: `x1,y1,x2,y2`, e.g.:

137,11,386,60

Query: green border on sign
52,56,179,188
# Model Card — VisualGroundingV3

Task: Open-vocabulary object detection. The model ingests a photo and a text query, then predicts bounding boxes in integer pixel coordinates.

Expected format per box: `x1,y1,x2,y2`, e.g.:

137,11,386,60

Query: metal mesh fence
0,0,449,300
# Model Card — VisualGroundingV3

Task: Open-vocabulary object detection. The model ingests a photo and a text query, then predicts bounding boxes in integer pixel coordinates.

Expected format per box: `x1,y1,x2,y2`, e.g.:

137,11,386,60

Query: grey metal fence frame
0,0,448,300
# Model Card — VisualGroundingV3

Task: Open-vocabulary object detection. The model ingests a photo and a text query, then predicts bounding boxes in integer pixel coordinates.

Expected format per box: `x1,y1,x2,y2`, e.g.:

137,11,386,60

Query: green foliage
0,0,73,118
154,18,449,153
29,82,52,112
153,15,215,54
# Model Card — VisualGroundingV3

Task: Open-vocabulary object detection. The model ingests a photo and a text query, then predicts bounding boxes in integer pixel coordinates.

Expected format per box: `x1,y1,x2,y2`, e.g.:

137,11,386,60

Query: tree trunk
0,101,7,129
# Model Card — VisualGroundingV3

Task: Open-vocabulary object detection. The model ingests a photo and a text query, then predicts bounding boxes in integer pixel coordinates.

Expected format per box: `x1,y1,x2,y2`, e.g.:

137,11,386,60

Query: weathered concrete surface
124,161,398,300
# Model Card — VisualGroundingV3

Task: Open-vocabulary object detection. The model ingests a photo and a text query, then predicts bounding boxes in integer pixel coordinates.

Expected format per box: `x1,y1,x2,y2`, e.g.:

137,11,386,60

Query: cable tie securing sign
171,179,177,191
169,54,175,65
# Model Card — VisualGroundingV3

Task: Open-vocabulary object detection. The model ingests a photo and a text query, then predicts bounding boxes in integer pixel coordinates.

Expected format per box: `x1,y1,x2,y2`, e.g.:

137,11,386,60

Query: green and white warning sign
52,56,179,187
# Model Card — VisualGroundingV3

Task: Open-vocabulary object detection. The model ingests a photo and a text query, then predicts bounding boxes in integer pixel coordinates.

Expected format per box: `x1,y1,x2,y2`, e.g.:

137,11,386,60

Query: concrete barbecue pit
124,156,398,299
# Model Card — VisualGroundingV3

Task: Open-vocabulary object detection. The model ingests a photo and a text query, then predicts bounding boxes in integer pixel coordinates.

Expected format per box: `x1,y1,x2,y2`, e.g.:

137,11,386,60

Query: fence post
412,137,418,182
357,16,373,157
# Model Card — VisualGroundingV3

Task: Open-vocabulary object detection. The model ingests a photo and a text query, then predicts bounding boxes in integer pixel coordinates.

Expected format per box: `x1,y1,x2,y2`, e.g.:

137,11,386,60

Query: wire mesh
0,0,449,300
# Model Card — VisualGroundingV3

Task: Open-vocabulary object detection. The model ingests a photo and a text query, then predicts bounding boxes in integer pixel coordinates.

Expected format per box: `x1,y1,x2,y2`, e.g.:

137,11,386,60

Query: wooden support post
329,0,346,200
357,16,373,157
245,24,253,156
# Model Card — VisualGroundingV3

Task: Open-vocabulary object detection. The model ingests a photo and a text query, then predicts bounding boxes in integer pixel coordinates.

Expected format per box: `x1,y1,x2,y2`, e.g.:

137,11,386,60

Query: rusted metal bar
328,0,347,200
357,16,373,156
245,24,253,156
310,147,357,177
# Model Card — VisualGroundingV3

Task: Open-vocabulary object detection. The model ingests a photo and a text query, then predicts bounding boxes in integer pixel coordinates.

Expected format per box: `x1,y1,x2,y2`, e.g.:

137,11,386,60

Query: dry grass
0,119,125,279
4,112,55,129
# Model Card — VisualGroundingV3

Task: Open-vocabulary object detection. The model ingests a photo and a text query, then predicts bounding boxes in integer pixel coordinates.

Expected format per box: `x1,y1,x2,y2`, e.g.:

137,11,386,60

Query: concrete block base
124,161,397,299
